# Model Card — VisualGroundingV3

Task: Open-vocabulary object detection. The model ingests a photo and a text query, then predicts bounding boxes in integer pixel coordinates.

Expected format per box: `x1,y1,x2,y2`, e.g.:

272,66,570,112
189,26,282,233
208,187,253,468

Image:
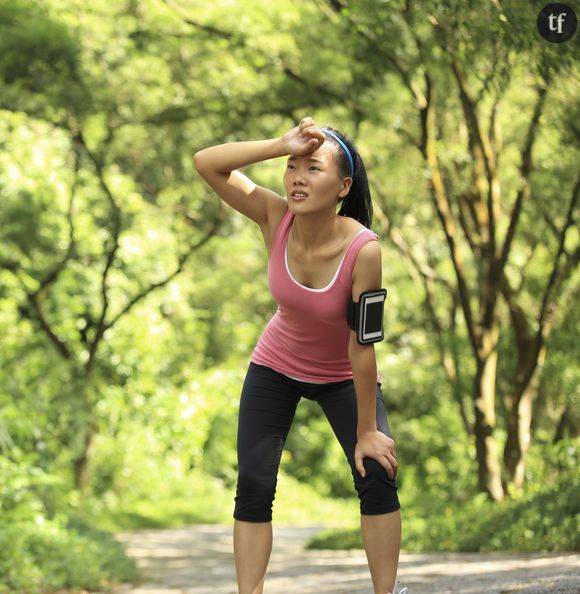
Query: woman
194,117,405,594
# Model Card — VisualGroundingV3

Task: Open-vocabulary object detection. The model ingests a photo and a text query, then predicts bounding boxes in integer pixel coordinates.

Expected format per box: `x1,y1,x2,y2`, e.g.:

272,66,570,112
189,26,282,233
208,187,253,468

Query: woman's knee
354,458,401,515
234,467,277,522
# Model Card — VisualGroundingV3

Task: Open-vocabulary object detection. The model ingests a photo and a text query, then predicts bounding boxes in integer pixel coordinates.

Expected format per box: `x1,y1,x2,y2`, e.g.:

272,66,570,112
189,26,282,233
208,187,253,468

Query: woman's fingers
355,433,399,480
297,127,324,154
298,117,324,143
354,450,366,478
379,444,398,478
361,452,398,480
299,124,323,141
386,454,398,478
362,454,394,480
307,138,320,150
380,455,397,479
299,116,316,129
282,121,324,155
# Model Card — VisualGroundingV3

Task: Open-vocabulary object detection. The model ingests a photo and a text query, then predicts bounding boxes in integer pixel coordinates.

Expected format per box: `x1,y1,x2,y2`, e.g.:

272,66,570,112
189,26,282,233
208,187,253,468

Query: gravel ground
112,525,579,594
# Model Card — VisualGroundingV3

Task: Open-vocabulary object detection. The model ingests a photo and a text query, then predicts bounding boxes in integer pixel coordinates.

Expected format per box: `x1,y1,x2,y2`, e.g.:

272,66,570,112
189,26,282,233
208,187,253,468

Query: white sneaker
394,582,408,594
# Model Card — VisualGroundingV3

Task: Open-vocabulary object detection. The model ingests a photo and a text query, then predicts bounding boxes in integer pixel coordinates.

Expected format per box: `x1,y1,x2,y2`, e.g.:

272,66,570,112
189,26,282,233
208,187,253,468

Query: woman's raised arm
193,137,289,227
193,118,324,228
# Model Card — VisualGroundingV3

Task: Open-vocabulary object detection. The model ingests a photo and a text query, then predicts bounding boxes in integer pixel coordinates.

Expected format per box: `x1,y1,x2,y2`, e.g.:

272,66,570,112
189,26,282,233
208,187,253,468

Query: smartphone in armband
347,288,387,345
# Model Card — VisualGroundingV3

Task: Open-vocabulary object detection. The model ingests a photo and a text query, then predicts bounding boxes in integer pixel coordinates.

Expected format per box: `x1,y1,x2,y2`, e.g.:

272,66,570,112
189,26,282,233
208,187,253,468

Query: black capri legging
234,362,400,523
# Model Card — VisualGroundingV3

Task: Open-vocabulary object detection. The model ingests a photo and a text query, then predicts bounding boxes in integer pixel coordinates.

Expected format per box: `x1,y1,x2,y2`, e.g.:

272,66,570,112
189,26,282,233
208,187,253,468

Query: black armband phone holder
347,288,387,345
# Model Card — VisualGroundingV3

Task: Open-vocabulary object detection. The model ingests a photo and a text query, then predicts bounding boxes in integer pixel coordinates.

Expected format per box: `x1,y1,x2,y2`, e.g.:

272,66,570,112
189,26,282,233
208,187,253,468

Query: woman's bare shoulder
340,215,367,237
261,199,289,257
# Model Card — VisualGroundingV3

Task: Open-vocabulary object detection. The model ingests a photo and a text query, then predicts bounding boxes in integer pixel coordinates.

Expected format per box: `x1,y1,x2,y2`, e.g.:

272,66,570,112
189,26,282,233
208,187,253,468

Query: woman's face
283,143,352,216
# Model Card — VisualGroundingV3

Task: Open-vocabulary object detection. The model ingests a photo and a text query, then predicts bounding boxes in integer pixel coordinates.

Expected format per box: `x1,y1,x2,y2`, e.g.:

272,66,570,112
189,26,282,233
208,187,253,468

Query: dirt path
112,525,579,594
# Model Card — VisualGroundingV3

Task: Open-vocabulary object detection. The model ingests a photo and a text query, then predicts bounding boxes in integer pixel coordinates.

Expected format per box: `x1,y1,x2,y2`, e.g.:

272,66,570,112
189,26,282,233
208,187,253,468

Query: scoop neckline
284,227,367,292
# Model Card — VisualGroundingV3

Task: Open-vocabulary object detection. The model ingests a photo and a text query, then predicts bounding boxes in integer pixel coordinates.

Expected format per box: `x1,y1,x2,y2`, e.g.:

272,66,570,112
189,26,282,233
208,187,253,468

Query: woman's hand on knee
354,431,398,479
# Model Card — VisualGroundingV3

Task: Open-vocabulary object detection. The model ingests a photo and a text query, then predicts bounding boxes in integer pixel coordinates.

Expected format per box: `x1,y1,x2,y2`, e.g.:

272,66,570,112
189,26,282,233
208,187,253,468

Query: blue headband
321,128,355,178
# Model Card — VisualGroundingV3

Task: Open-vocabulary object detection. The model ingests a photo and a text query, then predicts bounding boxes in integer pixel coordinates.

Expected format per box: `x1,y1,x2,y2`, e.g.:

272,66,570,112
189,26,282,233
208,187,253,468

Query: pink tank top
251,208,379,383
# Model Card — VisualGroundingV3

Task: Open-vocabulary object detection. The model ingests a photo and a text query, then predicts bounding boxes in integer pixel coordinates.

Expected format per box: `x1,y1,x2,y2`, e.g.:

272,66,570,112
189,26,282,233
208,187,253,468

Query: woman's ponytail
321,126,373,229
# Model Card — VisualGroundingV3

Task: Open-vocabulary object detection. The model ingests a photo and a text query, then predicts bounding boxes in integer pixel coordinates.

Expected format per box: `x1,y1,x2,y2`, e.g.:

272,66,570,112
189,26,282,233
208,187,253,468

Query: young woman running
194,117,404,594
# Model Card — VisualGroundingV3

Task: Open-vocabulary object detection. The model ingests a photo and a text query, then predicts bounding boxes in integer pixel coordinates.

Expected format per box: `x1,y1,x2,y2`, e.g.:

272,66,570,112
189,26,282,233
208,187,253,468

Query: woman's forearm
194,137,288,174
350,344,379,436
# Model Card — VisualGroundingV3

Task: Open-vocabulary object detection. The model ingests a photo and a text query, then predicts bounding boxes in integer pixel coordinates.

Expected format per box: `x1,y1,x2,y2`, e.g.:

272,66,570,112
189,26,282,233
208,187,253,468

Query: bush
0,458,138,594
0,515,138,594
402,461,578,552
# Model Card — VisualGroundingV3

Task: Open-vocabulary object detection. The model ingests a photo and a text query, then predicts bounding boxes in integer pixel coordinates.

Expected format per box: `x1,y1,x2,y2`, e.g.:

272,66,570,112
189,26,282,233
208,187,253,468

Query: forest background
0,0,578,592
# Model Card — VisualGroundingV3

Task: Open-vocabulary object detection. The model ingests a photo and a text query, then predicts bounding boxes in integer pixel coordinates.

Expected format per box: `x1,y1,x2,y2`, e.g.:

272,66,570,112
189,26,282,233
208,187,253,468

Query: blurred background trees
0,0,578,590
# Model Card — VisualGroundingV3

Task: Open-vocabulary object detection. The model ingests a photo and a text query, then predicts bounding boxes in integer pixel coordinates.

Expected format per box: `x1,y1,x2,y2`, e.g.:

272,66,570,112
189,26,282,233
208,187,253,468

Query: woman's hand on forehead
282,116,325,156
299,117,324,142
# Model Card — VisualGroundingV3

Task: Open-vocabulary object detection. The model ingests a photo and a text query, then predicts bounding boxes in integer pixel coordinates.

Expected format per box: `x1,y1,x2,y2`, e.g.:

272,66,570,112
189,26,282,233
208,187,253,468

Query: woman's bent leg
233,363,300,593
317,382,401,594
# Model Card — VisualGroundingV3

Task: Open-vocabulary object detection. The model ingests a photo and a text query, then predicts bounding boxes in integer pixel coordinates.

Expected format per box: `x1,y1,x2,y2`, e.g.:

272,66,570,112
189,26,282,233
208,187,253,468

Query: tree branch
75,131,123,375
24,140,82,360
441,162,482,256
422,77,480,356
368,171,455,294
105,206,226,331
514,172,580,393
529,190,561,238
26,292,73,359
497,82,549,279
450,58,499,302
538,172,580,331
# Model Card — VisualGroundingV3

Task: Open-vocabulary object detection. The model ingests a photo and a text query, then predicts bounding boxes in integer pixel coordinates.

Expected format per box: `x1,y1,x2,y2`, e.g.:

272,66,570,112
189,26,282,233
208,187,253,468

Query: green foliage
81,468,235,530
0,516,138,594
402,444,579,553
0,458,137,593
0,0,88,115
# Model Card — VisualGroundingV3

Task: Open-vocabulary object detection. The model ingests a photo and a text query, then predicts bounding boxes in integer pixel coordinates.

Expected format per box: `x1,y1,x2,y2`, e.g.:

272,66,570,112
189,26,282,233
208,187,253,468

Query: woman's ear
338,178,353,199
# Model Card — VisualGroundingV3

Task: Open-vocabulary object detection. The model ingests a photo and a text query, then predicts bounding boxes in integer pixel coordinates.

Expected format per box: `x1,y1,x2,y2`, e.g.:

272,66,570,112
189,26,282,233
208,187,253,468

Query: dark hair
322,126,373,229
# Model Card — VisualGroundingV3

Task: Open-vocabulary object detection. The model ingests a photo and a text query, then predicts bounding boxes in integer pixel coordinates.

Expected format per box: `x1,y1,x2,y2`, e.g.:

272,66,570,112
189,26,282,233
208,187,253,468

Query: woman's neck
291,211,340,251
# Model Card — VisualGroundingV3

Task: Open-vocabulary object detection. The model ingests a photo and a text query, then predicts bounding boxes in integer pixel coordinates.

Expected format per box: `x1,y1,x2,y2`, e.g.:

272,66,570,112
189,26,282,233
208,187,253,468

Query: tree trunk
71,381,98,491
553,404,577,442
450,307,472,436
503,339,546,488
473,334,504,501
73,416,98,490
503,382,535,489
